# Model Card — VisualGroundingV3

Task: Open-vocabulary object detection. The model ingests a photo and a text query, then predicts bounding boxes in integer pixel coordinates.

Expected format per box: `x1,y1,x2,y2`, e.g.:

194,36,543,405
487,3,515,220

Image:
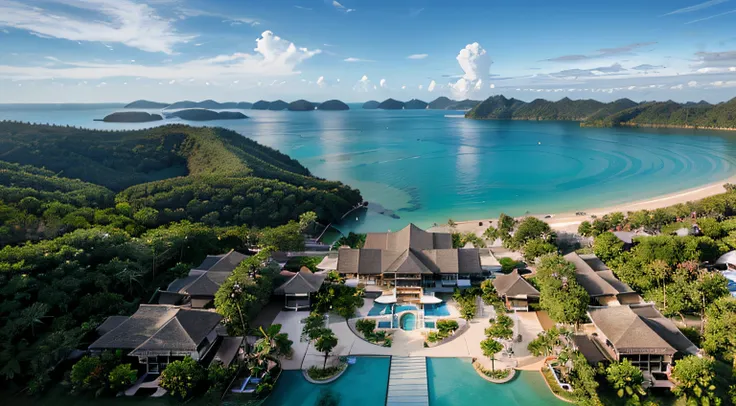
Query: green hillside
0,122,362,231
465,95,527,119
582,97,736,129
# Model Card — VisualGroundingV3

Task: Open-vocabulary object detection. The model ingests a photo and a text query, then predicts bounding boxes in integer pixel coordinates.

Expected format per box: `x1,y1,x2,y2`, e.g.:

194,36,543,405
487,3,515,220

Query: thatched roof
274,268,327,294
492,270,539,298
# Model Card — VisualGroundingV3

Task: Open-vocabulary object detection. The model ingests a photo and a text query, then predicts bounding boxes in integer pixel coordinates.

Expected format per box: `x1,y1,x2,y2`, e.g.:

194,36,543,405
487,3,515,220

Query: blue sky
1,0,736,103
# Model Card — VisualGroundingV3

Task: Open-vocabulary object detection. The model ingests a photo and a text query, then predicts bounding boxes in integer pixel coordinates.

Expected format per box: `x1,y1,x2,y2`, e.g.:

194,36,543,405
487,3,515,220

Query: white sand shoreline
450,175,736,234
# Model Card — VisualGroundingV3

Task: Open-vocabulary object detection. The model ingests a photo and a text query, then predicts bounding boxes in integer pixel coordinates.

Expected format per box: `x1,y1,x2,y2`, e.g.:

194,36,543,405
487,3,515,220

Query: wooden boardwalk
386,356,429,406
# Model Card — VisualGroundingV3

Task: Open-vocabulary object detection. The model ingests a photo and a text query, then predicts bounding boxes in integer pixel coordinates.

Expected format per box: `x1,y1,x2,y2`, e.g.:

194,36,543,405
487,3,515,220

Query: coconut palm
480,338,504,371
19,302,49,337
255,324,293,358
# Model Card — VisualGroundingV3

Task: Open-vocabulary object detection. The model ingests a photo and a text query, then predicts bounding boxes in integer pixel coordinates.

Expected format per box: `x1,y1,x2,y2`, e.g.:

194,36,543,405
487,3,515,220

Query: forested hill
0,122,362,236
581,97,736,129
466,95,736,130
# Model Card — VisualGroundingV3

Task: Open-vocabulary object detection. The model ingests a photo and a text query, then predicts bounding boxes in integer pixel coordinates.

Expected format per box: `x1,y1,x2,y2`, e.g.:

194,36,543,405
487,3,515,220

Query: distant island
269,100,289,111
166,109,247,121
288,100,317,111
377,98,405,110
404,99,429,110
465,95,736,130
318,100,350,110
123,100,169,109
99,111,163,123
363,100,380,109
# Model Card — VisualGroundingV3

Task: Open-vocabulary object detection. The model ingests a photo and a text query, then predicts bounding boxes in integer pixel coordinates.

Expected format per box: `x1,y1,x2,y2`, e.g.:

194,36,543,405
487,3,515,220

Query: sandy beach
448,175,736,235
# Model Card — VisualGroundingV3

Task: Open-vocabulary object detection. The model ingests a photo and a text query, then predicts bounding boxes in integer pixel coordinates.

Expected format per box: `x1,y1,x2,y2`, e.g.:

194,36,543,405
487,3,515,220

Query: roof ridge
206,249,234,271
130,312,196,354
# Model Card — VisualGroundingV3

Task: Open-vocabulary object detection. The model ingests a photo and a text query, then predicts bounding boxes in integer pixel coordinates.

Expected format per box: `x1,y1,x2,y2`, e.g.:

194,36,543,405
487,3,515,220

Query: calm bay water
2,103,736,234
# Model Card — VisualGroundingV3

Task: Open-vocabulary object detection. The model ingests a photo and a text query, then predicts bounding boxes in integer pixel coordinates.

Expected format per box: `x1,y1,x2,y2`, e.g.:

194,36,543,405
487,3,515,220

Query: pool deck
277,298,546,372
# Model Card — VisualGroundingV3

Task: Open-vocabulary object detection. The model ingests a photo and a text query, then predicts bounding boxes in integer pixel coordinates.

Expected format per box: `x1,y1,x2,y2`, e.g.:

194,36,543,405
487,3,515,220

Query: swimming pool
367,303,418,316
425,321,436,329
427,358,565,406
400,313,416,331
424,303,450,317
265,357,390,406
377,321,392,329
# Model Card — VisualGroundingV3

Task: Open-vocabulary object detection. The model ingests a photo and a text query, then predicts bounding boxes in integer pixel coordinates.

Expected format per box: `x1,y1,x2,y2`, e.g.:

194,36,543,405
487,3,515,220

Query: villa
274,267,328,310
89,304,242,375
158,250,248,308
585,303,699,387
335,224,482,302
564,253,643,306
492,269,540,311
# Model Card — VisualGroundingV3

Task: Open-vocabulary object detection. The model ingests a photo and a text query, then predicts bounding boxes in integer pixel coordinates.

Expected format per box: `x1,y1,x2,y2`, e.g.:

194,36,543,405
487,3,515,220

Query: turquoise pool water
264,357,390,406
367,303,417,316
400,313,416,331
424,303,450,317
427,358,565,406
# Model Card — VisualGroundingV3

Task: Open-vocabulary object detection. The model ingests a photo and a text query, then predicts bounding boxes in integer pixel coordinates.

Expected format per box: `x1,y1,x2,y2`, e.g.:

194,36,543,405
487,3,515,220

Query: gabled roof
383,250,436,274
565,253,623,297
89,305,222,354
274,268,327,294
492,270,540,298
170,250,248,297
588,304,697,355
364,224,452,251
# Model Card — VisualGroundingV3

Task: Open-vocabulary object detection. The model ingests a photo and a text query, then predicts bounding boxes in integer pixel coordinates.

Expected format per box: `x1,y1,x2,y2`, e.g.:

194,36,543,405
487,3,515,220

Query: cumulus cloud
418,84,423,90
379,78,387,88
428,80,436,92
407,54,428,60
0,30,320,80
449,42,492,98
317,76,326,87
353,75,372,92
0,0,194,54
401,85,406,90
671,84,684,90
689,81,698,87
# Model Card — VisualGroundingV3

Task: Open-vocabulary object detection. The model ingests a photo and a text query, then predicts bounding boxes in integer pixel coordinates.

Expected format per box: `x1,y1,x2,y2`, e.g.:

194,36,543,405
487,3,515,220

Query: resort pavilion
335,224,482,302
89,304,242,376
564,252,643,306
273,267,327,310
158,250,248,308
492,269,540,311
585,304,699,387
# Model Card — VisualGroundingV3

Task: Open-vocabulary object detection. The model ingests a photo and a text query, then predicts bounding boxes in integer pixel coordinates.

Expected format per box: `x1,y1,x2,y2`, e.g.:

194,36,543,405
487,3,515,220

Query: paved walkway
386,356,429,406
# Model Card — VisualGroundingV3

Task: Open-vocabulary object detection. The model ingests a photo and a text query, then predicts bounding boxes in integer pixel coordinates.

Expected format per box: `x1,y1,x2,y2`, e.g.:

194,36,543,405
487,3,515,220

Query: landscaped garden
355,319,392,347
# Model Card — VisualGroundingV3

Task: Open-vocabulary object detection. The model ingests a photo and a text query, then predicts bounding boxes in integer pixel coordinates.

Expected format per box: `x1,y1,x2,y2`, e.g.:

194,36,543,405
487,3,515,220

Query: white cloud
731,67,736,72
176,8,259,27
407,54,428,60
0,30,321,80
688,81,698,87
474,79,483,91
317,76,326,87
332,1,355,13
168,79,176,85
353,75,372,92
0,0,194,54
428,80,436,92
663,0,728,16
490,83,495,89
450,42,492,98
671,84,684,90
344,57,374,62
380,78,387,88
418,84,423,90
401,85,406,90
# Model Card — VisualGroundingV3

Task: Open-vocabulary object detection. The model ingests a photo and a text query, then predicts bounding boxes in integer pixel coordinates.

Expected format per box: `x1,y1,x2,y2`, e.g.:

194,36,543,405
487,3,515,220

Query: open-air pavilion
274,268,327,310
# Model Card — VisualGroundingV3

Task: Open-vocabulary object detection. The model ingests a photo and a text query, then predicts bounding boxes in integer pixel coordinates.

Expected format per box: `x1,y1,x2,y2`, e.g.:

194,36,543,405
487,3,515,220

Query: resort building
612,231,650,250
492,269,540,311
159,250,248,308
335,224,482,300
564,253,643,306
585,303,699,387
89,304,241,375
274,267,327,310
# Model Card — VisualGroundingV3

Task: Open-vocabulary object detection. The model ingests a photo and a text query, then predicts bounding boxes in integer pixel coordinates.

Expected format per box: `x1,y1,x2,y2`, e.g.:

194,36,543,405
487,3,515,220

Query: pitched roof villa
336,224,482,288
564,252,643,306
492,269,540,311
274,268,328,310
160,250,248,308
89,304,237,374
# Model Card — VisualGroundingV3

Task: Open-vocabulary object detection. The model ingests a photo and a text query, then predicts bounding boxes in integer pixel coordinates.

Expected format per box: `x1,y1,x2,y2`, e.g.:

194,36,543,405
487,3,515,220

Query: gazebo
274,267,327,310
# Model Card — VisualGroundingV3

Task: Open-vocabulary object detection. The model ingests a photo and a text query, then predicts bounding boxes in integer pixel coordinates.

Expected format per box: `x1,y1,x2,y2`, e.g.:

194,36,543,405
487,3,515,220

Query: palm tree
19,303,49,337
255,324,293,358
314,328,338,370
480,338,504,371
116,265,144,295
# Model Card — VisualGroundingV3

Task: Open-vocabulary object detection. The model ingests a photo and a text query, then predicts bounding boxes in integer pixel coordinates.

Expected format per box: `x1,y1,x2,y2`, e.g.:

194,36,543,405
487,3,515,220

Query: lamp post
231,283,247,336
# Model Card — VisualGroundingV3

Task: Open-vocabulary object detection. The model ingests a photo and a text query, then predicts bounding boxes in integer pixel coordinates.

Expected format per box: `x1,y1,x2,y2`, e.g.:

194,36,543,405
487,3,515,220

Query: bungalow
274,268,327,310
612,231,650,250
159,250,248,308
336,224,482,296
89,304,241,374
564,252,643,306
586,303,698,387
492,269,540,311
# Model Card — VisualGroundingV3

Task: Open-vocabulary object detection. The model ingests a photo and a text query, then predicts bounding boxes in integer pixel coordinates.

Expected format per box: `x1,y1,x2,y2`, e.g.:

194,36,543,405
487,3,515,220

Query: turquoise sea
2,103,736,234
